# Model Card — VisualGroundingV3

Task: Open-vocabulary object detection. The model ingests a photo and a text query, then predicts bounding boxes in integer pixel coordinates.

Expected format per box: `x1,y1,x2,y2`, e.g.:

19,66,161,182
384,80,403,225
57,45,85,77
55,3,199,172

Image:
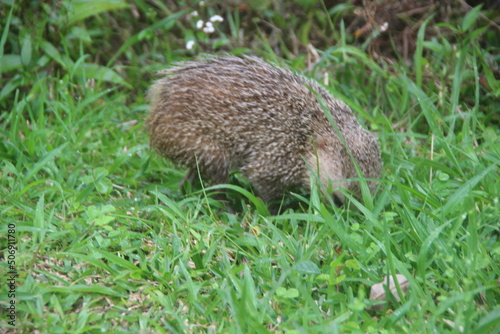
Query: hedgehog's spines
147,55,381,204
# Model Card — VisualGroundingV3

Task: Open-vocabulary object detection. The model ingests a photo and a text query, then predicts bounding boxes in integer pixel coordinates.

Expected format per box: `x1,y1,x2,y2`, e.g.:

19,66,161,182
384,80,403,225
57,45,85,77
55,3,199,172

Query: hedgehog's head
305,132,381,204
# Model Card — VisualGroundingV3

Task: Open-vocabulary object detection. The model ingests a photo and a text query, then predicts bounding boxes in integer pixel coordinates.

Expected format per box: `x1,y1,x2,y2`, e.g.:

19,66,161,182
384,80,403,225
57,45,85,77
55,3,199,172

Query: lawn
1,1,499,333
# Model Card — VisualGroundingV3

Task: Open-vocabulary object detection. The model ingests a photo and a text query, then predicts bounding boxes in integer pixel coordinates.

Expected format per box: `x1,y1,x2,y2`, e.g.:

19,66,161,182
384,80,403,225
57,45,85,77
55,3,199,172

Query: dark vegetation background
3,0,499,109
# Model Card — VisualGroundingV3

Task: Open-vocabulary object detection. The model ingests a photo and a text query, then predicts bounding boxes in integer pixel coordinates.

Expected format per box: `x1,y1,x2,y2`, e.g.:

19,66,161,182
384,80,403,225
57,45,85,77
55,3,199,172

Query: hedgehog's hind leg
178,167,197,193
196,162,237,213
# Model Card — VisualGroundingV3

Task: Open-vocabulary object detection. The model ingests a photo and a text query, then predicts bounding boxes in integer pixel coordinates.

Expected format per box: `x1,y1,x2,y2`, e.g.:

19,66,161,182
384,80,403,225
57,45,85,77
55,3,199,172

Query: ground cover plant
1,0,499,333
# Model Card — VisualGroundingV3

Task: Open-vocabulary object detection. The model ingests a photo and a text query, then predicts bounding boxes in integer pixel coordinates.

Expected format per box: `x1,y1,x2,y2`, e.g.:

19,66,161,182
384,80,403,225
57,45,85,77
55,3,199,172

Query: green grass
1,1,499,333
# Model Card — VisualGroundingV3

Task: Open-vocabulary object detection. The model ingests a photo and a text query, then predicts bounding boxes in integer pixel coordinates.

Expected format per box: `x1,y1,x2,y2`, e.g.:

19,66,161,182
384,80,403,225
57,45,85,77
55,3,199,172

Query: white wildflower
203,21,214,33
210,15,224,22
191,11,199,17
196,20,204,29
380,22,389,32
186,40,195,50
203,23,215,33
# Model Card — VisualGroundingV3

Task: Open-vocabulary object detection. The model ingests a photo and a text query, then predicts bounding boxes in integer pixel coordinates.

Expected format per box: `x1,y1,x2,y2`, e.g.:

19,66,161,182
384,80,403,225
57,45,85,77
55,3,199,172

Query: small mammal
147,55,381,205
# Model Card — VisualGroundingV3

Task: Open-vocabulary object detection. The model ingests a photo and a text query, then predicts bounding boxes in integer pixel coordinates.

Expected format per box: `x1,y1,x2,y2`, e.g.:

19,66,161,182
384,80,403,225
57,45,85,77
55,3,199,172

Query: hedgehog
147,55,381,206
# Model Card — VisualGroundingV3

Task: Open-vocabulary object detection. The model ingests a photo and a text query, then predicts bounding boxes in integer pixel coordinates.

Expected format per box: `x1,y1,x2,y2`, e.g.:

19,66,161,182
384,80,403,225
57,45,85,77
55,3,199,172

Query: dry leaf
368,274,410,311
